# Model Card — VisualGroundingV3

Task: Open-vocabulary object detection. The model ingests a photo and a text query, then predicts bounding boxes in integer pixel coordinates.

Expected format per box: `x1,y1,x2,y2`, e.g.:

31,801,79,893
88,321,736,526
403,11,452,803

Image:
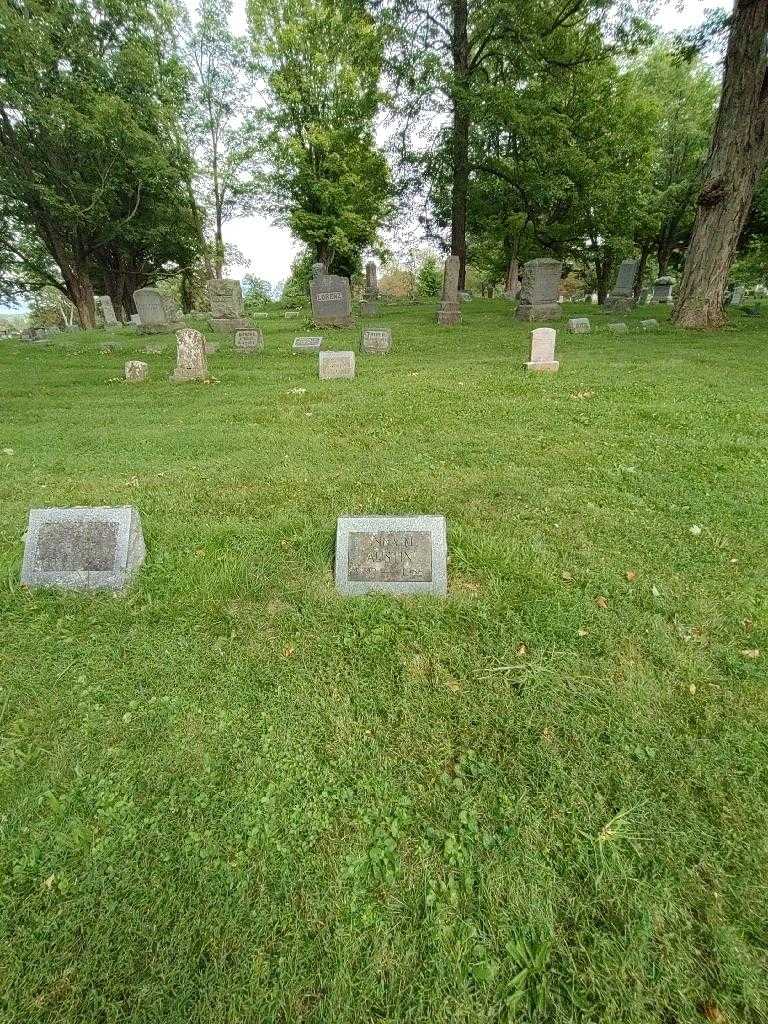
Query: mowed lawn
0,300,766,1024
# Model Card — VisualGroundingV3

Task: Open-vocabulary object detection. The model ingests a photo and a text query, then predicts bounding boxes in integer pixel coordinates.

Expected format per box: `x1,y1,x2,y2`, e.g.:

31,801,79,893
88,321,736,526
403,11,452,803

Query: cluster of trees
0,0,766,329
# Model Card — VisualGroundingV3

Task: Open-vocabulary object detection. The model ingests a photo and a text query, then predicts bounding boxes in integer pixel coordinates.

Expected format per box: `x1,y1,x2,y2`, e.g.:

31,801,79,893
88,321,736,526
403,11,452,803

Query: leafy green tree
416,253,441,297
0,0,199,326
184,0,258,278
247,0,391,277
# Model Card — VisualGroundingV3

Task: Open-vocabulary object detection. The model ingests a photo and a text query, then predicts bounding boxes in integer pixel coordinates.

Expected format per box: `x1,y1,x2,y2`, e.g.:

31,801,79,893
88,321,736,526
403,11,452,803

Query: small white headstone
170,328,208,381
526,327,558,373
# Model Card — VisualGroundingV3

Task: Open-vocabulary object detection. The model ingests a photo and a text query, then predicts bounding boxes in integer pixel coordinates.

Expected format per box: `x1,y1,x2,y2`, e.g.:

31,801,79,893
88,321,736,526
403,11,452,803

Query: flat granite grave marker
319,351,355,379
170,328,208,381
21,506,146,591
605,260,638,313
335,515,447,596
234,329,264,352
125,360,149,382
361,328,392,354
607,322,628,333
293,336,323,353
567,317,591,334
526,327,559,373
640,319,659,331
207,279,251,333
515,259,564,321
310,273,353,327
437,255,461,326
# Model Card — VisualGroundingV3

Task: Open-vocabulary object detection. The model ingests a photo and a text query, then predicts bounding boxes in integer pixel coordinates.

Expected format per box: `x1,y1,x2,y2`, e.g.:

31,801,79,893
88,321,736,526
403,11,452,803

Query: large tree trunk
504,258,519,297
635,243,652,298
450,0,470,291
672,0,768,329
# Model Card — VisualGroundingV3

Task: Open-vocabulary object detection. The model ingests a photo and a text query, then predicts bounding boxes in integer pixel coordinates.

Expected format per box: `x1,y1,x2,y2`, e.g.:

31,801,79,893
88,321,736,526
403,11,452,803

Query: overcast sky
2,0,729,312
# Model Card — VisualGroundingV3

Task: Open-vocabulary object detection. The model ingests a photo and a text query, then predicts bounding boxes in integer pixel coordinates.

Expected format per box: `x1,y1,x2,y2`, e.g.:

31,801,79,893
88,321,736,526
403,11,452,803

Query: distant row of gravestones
19,507,448,597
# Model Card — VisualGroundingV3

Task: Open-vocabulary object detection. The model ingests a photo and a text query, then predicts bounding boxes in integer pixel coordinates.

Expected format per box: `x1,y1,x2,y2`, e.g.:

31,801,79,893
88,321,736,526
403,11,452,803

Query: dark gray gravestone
515,259,563,321
605,259,638,313
361,328,392,354
207,278,251,333
21,506,146,591
335,515,447,596
310,274,353,326
292,336,323,353
650,277,673,304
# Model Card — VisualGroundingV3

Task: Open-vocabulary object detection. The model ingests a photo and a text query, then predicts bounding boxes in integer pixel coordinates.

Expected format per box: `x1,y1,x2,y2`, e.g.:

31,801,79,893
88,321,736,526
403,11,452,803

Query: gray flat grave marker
567,317,591,334
235,329,264,352
335,515,447,596
361,328,392,354
640,319,659,331
293,336,323,353
607,322,628,333
319,350,355,379
21,506,146,591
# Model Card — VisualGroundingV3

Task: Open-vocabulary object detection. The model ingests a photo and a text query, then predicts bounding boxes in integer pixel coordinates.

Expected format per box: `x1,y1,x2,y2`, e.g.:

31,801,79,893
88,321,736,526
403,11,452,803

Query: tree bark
635,243,652,298
450,0,470,291
672,0,768,329
505,257,519,297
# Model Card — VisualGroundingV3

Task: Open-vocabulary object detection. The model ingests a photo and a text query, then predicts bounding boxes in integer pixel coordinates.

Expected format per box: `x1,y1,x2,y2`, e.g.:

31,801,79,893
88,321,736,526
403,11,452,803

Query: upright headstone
525,327,559,373
567,317,591,334
310,272,353,326
207,279,250,333
515,259,564,321
637,287,652,306
437,255,461,326
730,285,745,306
21,506,146,592
335,515,448,596
234,329,264,353
170,328,208,381
133,288,183,334
319,350,355,379
130,314,141,326
96,295,118,325
361,328,392,354
125,360,149,382
604,259,639,313
362,261,378,316
650,277,674,304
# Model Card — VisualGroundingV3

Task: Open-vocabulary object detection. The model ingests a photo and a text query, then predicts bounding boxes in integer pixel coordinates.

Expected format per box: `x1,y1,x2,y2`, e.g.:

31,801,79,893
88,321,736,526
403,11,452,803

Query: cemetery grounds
0,300,766,1023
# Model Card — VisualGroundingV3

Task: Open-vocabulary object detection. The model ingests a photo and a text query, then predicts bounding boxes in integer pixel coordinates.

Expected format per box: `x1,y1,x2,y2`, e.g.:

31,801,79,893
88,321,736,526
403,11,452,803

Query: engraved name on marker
36,521,118,572
317,291,343,302
348,530,432,583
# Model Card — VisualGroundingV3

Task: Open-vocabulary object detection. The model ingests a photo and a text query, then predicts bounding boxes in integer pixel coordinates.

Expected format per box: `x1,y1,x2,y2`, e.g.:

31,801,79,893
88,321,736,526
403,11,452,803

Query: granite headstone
335,515,448,596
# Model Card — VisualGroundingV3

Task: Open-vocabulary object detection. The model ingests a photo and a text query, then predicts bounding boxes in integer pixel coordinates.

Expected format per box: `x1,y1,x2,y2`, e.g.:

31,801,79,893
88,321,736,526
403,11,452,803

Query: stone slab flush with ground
21,506,146,592
335,515,448,596
319,351,355,379
361,329,392,354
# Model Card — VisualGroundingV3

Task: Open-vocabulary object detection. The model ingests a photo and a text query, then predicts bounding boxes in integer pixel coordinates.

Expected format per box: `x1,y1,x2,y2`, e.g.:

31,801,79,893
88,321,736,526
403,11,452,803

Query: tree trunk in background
505,257,519,297
450,0,470,291
635,244,652,298
672,0,768,329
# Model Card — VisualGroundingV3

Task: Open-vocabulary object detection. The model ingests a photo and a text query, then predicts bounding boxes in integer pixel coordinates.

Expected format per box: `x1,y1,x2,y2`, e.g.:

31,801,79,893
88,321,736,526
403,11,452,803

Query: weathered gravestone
361,328,392,354
204,341,218,355
207,279,251,333
650,277,674,304
730,285,745,306
525,327,559,373
640,319,659,331
21,506,146,592
130,314,141,326
607,322,628,333
96,295,118,325
567,317,591,334
362,261,378,316
335,515,448,596
133,288,183,334
604,259,639,313
293,335,323,353
637,288,652,305
319,350,355,379
125,360,149,382
437,255,461,326
234,329,264,353
310,272,353,327
515,259,564,321
170,328,208,381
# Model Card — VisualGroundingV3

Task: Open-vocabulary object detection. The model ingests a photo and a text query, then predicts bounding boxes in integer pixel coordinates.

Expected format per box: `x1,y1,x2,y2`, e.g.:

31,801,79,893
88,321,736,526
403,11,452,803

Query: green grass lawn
1,300,766,1023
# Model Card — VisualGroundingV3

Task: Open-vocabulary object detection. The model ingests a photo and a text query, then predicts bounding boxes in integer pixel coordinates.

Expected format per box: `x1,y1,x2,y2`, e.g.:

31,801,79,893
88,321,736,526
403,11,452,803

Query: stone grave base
208,317,252,334
313,316,354,328
360,301,378,316
515,303,564,321
437,302,461,326
604,295,635,313
139,322,183,335
169,369,207,382
526,360,559,373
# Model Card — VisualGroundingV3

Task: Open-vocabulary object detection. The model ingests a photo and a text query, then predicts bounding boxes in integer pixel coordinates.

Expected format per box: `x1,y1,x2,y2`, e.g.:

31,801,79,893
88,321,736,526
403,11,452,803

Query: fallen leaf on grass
625,570,637,582
570,390,595,400
561,571,573,582
283,645,295,658
2,448,14,455
741,619,753,632
689,684,697,695
516,643,528,657
577,628,589,637
43,874,55,890
542,728,553,743
595,595,608,609
689,524,702,536
651,585,660,598
740,649,760,660
287,387,306,395
701,1002,726,1023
